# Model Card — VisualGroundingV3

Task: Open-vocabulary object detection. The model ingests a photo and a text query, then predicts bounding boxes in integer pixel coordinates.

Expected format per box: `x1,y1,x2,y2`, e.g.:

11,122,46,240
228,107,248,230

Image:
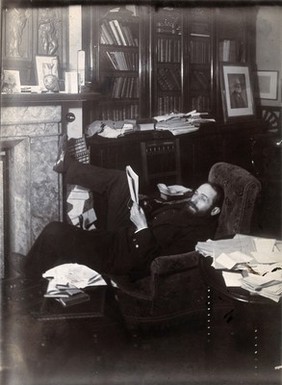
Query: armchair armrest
150,251,200,276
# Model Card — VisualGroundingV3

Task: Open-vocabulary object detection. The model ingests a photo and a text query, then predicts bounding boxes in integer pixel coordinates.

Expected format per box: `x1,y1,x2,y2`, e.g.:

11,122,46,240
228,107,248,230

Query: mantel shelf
1,92,102,107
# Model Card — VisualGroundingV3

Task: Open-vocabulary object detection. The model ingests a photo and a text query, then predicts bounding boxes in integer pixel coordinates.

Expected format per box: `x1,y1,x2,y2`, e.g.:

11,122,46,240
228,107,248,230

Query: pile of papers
196,234,282,302
42,263,107,307
87,119,137,138
67,185,97,230
154,110,215,136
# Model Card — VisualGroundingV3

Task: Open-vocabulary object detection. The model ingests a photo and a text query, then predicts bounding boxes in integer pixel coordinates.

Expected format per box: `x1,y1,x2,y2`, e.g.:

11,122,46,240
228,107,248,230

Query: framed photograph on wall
35,55,59,92
220,64,255,122
256,70,279,100
1,70,21,94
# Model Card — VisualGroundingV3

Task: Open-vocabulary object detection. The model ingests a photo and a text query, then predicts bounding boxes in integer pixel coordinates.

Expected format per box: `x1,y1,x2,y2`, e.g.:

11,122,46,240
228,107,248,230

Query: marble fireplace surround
1,105,63,272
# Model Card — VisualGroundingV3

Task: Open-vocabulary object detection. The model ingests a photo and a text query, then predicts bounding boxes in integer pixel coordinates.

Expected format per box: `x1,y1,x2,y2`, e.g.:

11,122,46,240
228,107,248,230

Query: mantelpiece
1,92,101,106
0,91,101,277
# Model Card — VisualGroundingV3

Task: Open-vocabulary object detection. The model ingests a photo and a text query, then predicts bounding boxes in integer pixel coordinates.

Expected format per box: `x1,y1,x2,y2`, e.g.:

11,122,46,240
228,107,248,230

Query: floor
1,296,281,385
1,174,281,385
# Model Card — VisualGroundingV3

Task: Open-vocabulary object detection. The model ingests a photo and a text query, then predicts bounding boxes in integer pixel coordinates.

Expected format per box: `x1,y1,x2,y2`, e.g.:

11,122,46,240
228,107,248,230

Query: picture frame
220,64,255,123
256,70,279,100
35,55,59,91
1,70,21,94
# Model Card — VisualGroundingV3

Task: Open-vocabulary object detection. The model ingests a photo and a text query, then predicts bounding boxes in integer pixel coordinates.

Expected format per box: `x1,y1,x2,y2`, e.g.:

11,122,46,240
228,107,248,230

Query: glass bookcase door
151,8,183,116
185,8,213,114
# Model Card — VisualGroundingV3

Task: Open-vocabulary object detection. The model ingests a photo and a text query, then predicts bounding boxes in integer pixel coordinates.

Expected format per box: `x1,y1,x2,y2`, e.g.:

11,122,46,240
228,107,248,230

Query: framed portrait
35,55,59,91
1,70,21,94
220,64,255,123
256,70,279,100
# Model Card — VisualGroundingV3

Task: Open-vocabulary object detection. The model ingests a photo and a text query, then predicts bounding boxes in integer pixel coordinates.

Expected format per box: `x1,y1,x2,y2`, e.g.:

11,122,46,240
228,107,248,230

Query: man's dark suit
24,162,217,282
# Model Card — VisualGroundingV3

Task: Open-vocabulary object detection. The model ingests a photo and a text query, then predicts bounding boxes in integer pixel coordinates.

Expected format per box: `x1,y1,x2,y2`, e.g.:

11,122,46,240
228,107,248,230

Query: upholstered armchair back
208,162,262,239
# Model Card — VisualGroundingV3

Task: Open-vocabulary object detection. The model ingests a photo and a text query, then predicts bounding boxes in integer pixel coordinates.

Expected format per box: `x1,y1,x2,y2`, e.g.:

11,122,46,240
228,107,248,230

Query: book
109,20,122,45
136,118,156,131
57,292,90,307
101,22,114,45
113,20,127,46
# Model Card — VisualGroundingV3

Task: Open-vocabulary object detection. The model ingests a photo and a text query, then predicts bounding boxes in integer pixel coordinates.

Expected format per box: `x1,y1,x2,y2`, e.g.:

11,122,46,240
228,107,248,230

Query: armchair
109,162,262,330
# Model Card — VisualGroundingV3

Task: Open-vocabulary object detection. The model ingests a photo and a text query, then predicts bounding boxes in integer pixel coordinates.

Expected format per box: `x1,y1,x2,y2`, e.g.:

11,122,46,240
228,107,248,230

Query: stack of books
44,281,90,307
154,110,215,136
43,263,107,307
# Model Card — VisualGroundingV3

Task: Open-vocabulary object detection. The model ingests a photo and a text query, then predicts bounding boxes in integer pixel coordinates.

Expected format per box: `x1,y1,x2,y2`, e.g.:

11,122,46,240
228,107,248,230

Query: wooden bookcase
82,5,257,123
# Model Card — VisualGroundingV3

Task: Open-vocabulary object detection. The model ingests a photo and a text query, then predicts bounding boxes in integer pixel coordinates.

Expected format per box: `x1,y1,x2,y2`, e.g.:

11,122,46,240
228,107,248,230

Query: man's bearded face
186,183,218,217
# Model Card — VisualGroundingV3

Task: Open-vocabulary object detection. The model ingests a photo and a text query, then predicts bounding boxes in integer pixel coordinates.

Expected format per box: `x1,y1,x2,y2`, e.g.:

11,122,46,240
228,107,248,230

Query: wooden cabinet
87,121,264,191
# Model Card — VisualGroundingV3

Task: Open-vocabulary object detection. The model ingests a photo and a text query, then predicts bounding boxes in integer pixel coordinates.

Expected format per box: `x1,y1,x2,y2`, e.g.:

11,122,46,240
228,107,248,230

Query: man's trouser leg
66,162,131,230
23,222,115,281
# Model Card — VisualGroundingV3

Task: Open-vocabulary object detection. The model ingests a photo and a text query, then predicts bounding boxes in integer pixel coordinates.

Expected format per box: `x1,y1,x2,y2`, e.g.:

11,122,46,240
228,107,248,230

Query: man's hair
208,182,224,208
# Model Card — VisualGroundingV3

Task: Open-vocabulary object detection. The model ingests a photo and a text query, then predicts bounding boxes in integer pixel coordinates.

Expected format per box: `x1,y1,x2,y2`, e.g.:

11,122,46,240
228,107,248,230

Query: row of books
157,96,181,116
99,103,139,121
105,51,138,71
219,39,241,62
157,67,181,91
189,39,211,64
157,38,181,63
156,38,210,64
111,76,139,99
191,95,210,112
100,19,138,47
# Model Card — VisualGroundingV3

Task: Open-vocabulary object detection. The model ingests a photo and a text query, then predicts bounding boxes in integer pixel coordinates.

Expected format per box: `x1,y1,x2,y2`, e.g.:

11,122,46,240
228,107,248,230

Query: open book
126,165,139,204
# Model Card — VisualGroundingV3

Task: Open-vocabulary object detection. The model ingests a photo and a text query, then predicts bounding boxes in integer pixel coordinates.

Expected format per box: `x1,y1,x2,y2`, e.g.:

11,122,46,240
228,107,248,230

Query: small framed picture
1,70,21,94
35,55,59,91
220,64,255,123
256,70,279,100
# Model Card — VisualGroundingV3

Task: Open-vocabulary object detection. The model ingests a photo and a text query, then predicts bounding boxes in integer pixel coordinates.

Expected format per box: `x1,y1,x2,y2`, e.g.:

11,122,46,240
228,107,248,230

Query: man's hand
130,202,148,232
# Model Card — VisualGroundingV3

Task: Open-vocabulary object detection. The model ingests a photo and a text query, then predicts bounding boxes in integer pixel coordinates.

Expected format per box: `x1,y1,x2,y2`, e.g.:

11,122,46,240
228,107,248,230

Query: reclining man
20,137,223,287
3,138,223,312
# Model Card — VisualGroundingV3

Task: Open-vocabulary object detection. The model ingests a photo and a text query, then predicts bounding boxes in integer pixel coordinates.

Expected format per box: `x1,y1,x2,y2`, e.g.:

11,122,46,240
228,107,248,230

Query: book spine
101,22,114,45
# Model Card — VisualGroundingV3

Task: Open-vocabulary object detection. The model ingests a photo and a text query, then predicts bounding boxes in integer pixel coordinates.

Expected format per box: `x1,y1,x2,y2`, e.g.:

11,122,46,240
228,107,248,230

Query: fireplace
0,105,63,277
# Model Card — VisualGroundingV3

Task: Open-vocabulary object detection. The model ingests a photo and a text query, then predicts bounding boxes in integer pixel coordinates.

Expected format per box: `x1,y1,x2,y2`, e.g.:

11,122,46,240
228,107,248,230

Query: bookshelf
216,8,249,64
96,6,141,120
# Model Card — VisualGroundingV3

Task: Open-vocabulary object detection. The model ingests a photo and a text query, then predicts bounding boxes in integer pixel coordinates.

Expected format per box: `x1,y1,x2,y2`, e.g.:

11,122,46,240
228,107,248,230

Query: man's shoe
53,134,68,173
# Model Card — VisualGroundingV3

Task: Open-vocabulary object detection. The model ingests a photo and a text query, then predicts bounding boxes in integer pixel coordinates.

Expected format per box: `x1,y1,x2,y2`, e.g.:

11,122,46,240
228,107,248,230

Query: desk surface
200,255,280,306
